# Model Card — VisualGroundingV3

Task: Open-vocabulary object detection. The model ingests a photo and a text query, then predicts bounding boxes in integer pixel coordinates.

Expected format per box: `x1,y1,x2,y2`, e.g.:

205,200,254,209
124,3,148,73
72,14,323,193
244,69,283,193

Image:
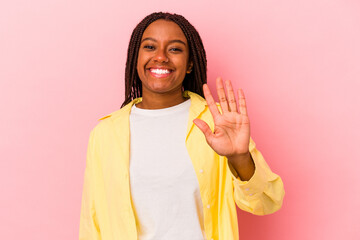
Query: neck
136,89,188,109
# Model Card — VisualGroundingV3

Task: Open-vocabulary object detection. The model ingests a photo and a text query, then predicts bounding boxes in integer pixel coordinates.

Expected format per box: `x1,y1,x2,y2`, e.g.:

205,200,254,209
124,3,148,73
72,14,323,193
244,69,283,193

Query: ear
187,61,193,74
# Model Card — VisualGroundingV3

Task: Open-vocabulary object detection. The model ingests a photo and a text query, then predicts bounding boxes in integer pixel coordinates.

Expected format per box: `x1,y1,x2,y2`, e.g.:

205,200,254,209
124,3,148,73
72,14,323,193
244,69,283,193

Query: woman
79,12,285,240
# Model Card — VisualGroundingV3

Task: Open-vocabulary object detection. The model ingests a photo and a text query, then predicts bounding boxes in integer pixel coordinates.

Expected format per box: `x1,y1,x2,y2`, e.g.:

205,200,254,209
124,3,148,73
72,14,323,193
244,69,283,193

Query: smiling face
136,19,192,99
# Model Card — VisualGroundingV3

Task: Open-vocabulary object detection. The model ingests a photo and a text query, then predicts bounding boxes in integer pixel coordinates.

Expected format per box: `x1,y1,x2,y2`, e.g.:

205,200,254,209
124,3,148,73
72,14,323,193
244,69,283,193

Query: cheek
136,52,150,73
136,58,144,76
136,61,141,73
174,54,188,67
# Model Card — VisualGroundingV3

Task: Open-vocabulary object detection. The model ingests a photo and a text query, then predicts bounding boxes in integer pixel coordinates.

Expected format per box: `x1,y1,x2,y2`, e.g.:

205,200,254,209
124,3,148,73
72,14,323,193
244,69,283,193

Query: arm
79,129,101,240
228,138,285,215
227,151,254,181
193,78,284,215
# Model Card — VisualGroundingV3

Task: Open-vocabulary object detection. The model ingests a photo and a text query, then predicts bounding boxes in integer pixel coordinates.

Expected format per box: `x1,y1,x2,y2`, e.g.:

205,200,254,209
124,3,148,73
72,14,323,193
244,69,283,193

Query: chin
149,88,174,94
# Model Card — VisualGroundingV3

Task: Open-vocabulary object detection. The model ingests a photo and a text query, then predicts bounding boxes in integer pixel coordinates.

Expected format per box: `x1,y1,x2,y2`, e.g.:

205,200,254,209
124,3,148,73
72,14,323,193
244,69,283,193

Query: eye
143,45,155,50
169,47,183,53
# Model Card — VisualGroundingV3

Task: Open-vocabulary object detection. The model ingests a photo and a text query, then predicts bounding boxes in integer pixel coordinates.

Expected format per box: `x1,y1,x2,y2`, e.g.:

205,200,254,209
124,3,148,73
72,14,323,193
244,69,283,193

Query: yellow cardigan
79,91,285,240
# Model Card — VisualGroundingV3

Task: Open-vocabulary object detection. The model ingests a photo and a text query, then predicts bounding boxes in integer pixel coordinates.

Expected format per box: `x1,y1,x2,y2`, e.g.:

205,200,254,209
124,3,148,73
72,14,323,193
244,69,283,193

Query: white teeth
150,68,170,74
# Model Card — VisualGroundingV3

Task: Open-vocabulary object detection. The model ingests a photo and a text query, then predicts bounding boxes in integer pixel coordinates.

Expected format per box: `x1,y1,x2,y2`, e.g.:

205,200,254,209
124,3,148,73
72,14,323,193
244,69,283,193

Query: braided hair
121,12,207,108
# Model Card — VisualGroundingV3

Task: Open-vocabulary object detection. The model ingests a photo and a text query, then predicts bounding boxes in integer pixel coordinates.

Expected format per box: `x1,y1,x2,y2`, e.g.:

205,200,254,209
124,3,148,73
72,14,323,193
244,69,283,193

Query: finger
193,119,214,142
237,88,248,116
203,84,220,119
216,77,229,113
225,80,237,112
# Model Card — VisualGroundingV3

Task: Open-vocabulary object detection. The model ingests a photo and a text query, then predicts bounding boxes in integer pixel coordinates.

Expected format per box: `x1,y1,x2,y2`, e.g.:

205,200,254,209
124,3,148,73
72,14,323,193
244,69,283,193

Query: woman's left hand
193,77,250,158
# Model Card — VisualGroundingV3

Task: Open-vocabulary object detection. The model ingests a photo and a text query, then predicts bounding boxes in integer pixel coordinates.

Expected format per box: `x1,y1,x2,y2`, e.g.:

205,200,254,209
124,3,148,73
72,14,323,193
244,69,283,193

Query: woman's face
136,19,192,96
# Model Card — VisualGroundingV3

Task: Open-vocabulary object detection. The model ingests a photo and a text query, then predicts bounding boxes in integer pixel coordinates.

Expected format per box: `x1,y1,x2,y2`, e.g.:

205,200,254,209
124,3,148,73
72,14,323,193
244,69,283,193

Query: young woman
79,12,285,240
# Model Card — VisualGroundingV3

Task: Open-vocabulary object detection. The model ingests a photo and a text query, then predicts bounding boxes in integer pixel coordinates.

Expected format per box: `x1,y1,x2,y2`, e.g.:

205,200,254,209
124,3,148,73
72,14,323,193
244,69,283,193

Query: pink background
1,0,359,239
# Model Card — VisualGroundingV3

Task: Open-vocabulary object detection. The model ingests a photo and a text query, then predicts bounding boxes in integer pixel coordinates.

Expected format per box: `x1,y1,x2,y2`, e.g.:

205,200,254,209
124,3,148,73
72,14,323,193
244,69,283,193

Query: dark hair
121,12,207,108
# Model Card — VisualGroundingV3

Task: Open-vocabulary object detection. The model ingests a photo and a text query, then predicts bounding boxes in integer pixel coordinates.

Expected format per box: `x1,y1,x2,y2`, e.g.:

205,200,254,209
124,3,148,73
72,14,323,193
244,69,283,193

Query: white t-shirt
129,99,205,240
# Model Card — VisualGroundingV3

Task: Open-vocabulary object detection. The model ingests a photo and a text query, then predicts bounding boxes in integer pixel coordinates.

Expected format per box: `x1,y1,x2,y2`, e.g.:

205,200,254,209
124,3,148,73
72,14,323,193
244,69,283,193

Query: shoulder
97,108,127,122
91,99,136,135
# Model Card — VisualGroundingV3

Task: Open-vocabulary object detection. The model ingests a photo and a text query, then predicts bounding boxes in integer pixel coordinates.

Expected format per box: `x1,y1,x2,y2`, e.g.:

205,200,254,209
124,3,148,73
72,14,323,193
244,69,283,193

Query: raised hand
193,77,250,158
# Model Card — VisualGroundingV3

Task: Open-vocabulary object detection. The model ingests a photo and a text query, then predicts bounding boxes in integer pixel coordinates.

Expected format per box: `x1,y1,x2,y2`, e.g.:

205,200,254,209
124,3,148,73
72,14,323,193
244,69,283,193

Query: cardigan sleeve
228,137,285,215
79,129,101,240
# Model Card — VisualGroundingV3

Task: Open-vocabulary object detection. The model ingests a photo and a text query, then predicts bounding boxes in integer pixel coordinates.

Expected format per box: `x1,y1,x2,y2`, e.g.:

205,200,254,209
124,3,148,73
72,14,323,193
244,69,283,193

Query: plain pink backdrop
1,0,359,239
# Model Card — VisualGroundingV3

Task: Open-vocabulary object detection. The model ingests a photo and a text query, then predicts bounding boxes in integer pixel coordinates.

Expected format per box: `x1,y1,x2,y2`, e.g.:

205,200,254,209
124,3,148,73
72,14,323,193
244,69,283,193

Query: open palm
193,78,250,157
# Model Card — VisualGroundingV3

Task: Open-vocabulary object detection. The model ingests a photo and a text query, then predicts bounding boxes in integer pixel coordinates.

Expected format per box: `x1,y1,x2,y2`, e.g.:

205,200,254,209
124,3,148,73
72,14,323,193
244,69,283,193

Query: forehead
141,19,187,42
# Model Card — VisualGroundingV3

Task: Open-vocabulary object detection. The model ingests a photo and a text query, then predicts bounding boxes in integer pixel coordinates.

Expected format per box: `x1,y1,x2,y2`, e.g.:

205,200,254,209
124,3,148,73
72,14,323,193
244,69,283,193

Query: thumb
193,119,213,141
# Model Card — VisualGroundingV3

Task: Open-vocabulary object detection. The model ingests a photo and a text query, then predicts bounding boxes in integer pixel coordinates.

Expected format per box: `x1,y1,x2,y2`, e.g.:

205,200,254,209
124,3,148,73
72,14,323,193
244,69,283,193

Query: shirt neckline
131,98,191,116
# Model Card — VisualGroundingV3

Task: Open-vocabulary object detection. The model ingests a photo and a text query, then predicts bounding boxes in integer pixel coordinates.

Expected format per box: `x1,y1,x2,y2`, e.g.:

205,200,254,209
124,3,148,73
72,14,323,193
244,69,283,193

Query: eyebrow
141,37,187,46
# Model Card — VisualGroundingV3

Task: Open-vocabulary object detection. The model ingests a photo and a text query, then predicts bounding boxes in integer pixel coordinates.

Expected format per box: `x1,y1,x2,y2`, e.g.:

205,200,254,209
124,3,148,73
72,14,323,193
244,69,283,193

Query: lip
147,66,174,71
147,69,173,78
146,66,174,78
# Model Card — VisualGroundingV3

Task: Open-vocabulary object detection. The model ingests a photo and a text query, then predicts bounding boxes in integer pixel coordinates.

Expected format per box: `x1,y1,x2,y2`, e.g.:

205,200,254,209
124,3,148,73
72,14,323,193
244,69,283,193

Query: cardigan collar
98,90,208,122
97,91,208,142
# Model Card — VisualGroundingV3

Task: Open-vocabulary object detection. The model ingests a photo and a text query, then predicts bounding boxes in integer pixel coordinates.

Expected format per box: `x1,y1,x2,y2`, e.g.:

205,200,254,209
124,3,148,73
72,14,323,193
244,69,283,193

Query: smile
148,68,173,78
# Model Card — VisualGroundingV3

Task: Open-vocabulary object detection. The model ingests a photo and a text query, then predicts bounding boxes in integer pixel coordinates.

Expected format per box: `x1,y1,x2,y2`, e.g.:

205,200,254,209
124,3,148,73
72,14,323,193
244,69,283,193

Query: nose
153,48,169,63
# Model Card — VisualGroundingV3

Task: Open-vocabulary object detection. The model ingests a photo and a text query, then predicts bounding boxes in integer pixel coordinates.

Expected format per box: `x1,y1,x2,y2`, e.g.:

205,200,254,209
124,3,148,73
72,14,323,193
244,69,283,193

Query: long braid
122,12,207,108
